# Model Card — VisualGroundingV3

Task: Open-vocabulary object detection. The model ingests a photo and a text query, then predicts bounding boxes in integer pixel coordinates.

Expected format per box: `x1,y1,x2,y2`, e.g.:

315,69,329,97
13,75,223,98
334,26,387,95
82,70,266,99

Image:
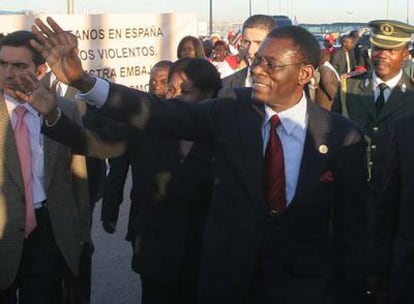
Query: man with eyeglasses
332,19,414,302
22,19,368,304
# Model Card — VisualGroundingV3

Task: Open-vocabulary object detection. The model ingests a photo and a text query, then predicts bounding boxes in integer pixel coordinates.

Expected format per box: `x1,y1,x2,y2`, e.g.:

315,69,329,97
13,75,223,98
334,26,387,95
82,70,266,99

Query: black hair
267,26,320,69
0,30,45,67
168,58,221,98
152,60,173,70
242,14,277,33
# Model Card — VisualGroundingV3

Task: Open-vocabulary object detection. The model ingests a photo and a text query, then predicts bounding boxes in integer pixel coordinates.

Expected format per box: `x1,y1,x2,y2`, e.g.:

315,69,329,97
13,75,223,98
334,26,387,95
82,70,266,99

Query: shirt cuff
75,77,110,108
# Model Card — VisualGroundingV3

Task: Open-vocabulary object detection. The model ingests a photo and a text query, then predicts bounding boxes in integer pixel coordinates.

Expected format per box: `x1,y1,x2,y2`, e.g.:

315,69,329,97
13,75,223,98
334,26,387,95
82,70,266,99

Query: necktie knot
376,83,387,116
269,114,281,129
378,83,388,92
15,106,28,118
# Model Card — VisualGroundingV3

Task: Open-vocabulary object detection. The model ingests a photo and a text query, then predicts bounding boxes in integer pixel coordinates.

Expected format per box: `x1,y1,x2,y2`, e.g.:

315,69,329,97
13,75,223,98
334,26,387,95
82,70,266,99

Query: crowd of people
1,12,414,304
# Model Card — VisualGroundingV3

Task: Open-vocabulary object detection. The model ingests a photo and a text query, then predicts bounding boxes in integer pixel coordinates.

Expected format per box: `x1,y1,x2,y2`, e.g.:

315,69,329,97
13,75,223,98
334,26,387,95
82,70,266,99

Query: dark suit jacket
220,68,248,89
41,72,107,206
101,126,180,244
44,98,214,290
373,114,414,303
51,84,368,304
0,93,90,290
331,48,355,75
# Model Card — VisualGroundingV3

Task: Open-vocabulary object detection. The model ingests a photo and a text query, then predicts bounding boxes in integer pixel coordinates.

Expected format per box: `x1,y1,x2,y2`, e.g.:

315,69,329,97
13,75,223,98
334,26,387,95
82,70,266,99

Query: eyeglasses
251,55,305,73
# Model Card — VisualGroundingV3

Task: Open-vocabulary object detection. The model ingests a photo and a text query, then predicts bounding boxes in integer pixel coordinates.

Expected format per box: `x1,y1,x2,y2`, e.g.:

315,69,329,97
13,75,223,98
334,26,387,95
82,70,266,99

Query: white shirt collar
373,70,402,90
4,93,40,119
263,93,308,136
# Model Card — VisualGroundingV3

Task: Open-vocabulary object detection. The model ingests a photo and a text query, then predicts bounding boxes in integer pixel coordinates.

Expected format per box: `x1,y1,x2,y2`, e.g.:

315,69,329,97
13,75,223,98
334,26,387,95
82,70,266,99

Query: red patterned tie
14,106,37,238
264,115,286,214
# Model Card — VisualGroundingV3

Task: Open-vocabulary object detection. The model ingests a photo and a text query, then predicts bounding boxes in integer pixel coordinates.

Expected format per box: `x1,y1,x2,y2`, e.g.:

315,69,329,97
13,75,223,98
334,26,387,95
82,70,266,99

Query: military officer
332,19,414,302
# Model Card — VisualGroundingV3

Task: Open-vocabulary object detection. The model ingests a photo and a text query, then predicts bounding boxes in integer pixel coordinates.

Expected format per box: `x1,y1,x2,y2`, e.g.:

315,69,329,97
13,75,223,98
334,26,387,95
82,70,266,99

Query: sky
1,0,413,25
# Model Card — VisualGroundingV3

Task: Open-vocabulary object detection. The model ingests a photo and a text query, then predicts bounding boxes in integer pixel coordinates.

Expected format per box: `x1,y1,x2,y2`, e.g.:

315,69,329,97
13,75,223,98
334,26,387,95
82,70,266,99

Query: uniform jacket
332,71,414,195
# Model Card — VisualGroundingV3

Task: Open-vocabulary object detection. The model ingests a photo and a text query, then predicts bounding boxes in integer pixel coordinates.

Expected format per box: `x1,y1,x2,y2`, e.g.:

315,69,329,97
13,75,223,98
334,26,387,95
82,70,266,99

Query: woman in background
176,36,205,59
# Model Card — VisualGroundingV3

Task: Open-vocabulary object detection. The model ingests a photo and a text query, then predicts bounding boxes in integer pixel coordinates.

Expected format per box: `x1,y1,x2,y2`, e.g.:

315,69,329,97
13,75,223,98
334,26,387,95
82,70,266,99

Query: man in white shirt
220,14,277,92
0,30,90,304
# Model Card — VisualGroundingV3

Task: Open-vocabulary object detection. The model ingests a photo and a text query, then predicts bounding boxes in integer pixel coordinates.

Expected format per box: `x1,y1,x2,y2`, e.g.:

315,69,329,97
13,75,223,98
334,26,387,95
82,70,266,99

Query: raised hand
14,71,59,120
31,17,95,92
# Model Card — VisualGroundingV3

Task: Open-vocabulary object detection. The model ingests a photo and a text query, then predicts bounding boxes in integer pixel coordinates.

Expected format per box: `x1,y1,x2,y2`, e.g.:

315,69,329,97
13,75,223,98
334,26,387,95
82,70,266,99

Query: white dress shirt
262,95,308,205
372,70,402,103
5,95,47,207
345,51,351,73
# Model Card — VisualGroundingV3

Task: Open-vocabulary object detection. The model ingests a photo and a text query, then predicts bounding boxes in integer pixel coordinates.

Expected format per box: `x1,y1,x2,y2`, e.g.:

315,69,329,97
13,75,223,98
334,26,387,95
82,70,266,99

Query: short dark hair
267,26,320,69
168,58,221,98
242,15,277,34
341,34,353,43
213,40,229,51
0,30,45,67
152,60,173,70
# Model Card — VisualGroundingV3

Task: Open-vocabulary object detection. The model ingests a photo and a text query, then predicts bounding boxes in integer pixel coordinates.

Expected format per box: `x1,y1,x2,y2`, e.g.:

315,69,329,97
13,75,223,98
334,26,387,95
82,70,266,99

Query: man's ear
35,63,48,80
298,64,314,85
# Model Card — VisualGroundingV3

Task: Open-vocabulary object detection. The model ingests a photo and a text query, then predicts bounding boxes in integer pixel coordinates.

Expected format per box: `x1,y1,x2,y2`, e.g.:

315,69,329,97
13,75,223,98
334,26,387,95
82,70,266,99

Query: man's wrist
72,72,97,93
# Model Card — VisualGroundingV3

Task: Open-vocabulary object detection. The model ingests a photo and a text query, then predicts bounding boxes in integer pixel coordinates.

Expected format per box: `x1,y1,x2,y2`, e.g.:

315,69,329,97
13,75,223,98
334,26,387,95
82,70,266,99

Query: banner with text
0,13,197,91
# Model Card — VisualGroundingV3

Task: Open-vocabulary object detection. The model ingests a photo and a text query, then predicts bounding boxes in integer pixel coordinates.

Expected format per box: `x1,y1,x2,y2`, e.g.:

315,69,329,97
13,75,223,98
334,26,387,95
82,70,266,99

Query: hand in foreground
31,17,95,92
14,71,59,121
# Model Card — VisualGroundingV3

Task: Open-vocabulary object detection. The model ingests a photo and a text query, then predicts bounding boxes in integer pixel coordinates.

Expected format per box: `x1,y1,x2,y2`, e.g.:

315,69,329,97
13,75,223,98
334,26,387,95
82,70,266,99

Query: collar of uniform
372,70,403,90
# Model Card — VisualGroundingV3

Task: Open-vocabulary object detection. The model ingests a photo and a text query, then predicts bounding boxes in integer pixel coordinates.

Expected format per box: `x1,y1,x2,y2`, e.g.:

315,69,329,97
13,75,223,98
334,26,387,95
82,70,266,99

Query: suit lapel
43,134,61,191
292,102,332,206
65,86,78,100
235,68,248,87
236,89,267,211
0,93,25,191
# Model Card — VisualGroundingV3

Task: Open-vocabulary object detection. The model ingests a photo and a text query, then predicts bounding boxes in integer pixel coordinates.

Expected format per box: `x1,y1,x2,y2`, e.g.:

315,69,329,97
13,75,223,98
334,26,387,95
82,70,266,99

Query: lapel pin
318,145,328,154
401,83,407,94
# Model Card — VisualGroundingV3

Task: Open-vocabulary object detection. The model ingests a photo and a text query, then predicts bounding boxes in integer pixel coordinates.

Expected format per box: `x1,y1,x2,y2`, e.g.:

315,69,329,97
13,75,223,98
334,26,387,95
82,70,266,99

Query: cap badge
380,23,394,36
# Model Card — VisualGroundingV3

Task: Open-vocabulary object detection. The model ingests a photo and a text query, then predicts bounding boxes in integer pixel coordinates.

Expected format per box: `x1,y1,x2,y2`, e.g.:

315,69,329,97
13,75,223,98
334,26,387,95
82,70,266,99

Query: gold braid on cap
374,33,411,42
370,36,408,49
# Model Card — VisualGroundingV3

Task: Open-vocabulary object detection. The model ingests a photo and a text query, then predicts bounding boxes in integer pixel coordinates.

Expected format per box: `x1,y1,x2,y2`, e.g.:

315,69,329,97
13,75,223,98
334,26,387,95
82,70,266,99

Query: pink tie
13,106,37,238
